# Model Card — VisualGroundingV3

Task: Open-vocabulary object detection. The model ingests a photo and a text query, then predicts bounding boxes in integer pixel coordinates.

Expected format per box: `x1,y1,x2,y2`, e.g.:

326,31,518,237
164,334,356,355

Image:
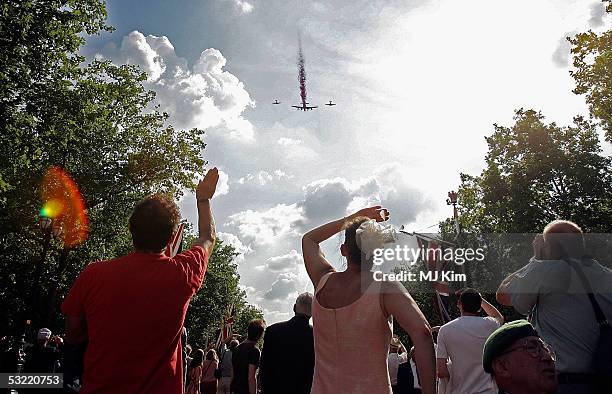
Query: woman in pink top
302,206,436,394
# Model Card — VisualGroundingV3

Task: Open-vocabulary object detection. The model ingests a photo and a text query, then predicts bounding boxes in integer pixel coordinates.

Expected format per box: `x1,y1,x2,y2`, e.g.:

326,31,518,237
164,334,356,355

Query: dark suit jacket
259,314,314,394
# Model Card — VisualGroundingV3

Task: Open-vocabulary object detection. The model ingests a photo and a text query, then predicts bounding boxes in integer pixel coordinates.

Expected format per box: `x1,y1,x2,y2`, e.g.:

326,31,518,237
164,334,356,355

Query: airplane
292,101,317,111
325,100,336,106
272,100,281,105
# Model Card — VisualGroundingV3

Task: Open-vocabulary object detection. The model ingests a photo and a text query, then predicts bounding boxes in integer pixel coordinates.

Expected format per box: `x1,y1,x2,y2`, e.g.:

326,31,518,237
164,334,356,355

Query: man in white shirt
436,288,504,394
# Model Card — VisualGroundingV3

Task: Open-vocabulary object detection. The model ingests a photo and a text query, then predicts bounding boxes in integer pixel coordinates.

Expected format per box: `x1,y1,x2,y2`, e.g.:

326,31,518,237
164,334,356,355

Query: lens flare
40,198,64,218
40,167,88,247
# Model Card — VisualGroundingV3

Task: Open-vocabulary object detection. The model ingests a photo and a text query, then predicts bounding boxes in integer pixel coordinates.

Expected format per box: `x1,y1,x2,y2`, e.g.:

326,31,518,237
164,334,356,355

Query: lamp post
30,215,63,326
446,191,459,235
14,320,30,374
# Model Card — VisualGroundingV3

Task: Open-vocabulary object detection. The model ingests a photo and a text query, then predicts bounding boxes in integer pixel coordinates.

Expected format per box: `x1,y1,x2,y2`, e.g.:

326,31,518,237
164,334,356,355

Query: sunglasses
499,339,556,361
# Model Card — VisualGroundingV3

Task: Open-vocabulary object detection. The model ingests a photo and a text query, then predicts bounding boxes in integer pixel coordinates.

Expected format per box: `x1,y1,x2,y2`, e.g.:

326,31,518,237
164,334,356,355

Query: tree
182,235,264,347
569,2,612,142
0,0,266,341
441,109,612,296
0,0,111,194
456,109,612,234
232,304,265,339
0,1,210,333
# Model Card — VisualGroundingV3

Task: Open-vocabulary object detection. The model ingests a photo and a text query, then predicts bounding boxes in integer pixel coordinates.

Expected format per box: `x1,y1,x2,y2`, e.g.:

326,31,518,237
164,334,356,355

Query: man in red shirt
62,168,219,393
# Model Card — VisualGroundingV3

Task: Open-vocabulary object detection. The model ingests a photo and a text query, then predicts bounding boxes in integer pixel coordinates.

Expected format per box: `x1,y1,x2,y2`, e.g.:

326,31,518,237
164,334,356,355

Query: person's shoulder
267,321,285,332
525,258,568,273
179,245,208,259
381,280,407,294
76,258,116,280
481,316,502,328
439,317,462,331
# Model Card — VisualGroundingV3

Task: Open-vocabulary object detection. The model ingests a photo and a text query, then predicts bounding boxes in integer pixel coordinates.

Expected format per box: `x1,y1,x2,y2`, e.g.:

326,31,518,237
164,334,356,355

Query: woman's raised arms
301,206,389,288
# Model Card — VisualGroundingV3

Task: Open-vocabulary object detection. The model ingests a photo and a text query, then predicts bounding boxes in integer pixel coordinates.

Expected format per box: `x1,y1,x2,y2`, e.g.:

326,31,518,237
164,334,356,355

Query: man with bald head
259,292,315,394
496,220,612,394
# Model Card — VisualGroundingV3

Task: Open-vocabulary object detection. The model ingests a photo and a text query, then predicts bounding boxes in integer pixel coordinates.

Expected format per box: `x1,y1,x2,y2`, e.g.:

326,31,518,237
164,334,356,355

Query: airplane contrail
297,35,307,106
292,34,317,111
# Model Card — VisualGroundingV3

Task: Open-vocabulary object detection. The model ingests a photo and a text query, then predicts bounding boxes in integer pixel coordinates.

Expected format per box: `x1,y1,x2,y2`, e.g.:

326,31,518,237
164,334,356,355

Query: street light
446,191,460,235
38,215,53,233
30,214,63,333
51,220,64,239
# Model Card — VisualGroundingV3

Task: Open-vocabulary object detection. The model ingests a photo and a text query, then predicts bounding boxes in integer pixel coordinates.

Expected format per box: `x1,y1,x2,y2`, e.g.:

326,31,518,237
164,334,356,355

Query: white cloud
220,0,253,14
97,31,255,139
265,249,302,271
215,170,230,197
234,0,254,14
237,170,294,185
297,164,431,230
226,204,304,245
217,231,253,262
551,32,574,68
297,178,353,229
277,137,302,146
588,1,606,27
264,272,300,300
239,284,257,296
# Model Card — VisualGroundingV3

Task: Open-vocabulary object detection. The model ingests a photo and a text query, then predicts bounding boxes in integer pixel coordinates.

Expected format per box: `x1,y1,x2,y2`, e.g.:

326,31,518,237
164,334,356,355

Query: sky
82,0,611,324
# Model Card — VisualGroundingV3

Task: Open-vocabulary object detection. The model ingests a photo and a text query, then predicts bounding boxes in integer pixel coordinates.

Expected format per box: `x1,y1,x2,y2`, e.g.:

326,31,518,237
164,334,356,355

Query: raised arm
383,282,436,394
481,297,504,325
301,206,389,288
496,273,515,306
497,234,544,306
193,167,219,256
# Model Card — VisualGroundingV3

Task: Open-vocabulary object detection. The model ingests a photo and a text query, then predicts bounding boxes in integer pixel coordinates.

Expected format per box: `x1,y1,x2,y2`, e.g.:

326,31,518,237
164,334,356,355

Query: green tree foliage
455,109,612,235
184,239,263,347
569,2,612,142
232,304,265,340
0,0,112,194
439,109,612,300
0,1,264,339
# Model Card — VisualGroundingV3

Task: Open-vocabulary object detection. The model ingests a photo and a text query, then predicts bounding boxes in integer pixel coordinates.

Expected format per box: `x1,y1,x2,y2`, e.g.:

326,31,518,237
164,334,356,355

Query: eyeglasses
499,339,556,361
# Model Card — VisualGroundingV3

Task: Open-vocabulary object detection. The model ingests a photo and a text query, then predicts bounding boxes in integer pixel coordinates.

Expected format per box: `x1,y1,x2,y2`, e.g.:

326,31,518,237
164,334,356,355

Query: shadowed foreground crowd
1,168,610,394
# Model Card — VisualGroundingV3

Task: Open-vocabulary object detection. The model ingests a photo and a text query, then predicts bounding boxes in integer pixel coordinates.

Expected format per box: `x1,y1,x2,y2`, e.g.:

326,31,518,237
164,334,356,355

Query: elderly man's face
493,336,557,394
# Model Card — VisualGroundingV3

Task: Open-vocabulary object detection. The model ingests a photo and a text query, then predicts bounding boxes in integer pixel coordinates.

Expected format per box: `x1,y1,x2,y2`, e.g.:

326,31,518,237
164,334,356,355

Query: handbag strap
564,259,610,327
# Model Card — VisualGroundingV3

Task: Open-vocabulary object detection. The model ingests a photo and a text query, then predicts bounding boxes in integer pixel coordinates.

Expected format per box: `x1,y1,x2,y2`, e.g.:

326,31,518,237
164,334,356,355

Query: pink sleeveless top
311,272,393,394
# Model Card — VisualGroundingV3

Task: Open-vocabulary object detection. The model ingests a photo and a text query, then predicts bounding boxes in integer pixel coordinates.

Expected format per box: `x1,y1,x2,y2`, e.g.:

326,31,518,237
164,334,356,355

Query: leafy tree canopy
569,2,612,142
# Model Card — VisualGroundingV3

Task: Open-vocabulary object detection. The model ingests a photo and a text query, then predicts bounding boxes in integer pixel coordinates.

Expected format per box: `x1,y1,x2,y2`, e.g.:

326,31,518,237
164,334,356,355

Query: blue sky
83,0,611,323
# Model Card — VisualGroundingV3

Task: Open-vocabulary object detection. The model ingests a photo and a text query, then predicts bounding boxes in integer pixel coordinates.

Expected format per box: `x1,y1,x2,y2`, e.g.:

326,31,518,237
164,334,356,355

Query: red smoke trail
298,36,307,106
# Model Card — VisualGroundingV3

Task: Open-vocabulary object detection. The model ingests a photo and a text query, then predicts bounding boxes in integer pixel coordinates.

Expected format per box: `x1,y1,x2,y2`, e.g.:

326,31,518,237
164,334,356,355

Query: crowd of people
2,167,611,394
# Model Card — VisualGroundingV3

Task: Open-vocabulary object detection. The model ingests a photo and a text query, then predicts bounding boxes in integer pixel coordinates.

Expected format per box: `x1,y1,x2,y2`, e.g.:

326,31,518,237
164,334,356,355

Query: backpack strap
564,259,610,328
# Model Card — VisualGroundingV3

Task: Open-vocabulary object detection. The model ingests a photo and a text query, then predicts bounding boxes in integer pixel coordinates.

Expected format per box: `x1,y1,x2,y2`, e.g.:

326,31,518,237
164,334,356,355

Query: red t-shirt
61,246,208,394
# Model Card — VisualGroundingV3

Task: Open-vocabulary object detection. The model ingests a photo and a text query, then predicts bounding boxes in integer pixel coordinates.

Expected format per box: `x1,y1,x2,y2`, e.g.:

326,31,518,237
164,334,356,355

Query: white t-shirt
436,316,500,394
410,359,420,389
387,352,408,385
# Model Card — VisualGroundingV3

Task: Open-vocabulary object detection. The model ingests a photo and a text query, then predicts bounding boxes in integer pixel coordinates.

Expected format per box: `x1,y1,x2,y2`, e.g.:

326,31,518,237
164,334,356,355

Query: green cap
482,319,539,373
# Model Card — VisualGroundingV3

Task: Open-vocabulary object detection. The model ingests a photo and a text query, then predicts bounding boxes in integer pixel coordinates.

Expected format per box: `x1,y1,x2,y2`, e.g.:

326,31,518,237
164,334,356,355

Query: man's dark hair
458,288,482,314
247,319,266,341
129,194,180,252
